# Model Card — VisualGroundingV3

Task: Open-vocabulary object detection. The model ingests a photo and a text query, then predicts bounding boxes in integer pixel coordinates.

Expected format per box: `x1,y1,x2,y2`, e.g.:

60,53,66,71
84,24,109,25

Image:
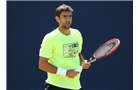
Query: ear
55,16,59,23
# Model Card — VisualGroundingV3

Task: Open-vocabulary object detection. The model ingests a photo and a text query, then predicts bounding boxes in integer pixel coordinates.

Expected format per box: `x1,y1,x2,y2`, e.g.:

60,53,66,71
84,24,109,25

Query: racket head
92,38,120,60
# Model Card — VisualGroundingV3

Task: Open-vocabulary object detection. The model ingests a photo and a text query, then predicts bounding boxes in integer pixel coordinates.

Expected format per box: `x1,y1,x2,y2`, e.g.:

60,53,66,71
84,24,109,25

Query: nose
66,17,71,21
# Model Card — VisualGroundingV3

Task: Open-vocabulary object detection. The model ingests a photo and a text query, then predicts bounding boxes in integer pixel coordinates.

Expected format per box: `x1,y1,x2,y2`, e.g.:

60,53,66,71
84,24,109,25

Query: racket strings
95,43,115,58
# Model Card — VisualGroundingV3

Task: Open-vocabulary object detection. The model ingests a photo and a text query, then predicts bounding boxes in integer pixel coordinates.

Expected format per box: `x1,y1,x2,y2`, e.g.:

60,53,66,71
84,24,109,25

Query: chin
63,26,70,30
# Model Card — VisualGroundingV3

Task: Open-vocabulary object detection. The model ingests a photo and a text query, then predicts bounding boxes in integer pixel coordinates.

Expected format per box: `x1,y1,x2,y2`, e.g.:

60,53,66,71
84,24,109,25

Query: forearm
78,53,91,70
79,53,85,65
39,61,57,74
39,57,79,78
39,57,57,74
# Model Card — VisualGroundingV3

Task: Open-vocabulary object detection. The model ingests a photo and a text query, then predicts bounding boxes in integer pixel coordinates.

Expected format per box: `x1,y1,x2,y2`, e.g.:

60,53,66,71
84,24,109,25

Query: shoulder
42,28,58,42
44,28,59,38
70,28,81,33
70,28,82,36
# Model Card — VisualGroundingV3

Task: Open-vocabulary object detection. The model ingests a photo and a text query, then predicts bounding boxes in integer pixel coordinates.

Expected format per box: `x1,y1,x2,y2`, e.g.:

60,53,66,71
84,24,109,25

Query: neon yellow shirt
39,28,83,89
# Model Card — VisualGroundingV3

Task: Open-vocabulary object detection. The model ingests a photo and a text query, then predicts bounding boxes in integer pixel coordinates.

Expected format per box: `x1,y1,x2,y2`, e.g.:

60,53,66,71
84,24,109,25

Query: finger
84,63,90,66
84,64,90,68
88,61,91,64
75,71,80,74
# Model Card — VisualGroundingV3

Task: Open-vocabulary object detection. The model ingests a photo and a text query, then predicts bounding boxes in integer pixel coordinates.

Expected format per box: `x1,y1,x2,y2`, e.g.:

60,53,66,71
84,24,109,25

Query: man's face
57,11,72,29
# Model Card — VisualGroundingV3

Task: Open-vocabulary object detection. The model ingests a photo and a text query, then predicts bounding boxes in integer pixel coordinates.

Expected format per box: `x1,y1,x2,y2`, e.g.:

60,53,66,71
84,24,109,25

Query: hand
66,69,79,78
82,60,91,69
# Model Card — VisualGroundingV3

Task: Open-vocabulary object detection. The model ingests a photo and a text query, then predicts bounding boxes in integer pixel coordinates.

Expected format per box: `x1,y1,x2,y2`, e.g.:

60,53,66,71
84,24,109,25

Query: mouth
66,22,70,26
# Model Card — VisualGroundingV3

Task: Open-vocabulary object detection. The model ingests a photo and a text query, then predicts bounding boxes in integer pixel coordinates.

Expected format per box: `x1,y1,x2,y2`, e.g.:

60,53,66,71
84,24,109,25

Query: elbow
39,61,43,70
39,61,47,72
39,64,41,70
38,57,49,72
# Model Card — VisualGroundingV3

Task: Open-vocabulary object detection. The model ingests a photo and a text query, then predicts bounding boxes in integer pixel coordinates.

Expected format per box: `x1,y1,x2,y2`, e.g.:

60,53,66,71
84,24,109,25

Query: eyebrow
63,15,72,17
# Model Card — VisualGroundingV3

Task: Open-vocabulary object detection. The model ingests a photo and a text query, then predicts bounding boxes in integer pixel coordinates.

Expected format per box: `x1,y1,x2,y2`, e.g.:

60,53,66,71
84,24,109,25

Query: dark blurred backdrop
7,1,133,90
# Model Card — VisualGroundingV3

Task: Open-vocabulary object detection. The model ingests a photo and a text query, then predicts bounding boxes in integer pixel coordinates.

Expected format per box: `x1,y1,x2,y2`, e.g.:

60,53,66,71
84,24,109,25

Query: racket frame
93,38,120,60
75,38,120,71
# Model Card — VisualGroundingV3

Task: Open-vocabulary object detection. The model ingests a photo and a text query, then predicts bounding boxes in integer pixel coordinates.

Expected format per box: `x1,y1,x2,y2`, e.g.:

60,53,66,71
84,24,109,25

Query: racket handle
75,66,83,71
75,59,97,71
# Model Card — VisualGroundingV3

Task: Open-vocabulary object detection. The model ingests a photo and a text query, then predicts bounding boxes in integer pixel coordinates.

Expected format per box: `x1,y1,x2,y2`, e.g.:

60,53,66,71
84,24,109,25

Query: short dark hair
55,4,73,17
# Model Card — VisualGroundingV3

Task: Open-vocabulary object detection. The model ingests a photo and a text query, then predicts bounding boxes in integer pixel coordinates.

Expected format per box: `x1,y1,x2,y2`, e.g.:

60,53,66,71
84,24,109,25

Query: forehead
60,11,72,16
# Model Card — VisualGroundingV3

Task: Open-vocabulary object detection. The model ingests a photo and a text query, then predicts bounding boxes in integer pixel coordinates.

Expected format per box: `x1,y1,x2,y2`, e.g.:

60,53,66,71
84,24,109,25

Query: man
39,4,91,90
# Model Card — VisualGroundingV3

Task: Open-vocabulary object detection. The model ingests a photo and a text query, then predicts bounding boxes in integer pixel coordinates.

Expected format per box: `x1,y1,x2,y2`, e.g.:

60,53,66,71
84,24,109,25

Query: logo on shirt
63,42,79,58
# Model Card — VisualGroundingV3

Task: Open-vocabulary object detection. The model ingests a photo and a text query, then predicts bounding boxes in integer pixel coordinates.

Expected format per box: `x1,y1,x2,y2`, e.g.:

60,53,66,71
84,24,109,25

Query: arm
39,56,57,74
78,53,85,65
39,56,79,78
78,53,91,69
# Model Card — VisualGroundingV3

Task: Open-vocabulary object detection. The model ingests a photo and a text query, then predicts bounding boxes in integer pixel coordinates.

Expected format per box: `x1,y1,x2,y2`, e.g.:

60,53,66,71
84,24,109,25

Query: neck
59,27,70,35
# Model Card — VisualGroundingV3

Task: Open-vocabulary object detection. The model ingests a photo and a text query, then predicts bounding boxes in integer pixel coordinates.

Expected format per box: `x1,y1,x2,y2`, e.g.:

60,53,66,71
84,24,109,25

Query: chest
52,34,80,58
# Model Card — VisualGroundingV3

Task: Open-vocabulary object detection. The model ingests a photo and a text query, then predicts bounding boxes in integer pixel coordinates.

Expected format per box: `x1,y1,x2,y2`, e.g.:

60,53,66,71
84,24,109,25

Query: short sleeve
78,32,83,53
39,34,54,58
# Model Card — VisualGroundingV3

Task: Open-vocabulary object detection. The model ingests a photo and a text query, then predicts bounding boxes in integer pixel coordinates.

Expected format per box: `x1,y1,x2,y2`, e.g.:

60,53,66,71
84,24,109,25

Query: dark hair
55,4,73,17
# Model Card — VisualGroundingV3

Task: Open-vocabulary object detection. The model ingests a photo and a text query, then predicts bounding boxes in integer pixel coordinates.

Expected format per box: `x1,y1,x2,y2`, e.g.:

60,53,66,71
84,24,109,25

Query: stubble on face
62,24,70,30
59,12,72,30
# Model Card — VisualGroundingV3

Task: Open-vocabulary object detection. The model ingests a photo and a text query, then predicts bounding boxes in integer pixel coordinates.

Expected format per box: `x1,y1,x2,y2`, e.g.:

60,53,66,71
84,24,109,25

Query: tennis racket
75,38,120,71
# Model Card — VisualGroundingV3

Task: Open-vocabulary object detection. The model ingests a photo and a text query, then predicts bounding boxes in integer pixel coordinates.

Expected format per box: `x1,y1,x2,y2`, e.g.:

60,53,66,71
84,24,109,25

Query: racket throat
89,58,97,63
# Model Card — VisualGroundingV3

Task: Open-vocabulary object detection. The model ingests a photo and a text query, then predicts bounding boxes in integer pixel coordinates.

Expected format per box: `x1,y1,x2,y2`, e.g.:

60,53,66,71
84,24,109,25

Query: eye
63,15,67,18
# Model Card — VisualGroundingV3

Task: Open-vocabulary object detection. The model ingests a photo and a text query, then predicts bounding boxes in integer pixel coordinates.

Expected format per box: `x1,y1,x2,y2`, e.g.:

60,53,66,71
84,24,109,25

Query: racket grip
75,66,83,71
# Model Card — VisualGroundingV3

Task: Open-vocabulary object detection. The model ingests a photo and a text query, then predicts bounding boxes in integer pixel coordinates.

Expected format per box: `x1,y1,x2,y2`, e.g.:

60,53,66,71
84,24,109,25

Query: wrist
56,68,67,76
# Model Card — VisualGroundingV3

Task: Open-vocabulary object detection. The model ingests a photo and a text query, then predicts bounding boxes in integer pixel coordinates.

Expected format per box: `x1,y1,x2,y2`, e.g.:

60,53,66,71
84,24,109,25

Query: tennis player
39,4,91,90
